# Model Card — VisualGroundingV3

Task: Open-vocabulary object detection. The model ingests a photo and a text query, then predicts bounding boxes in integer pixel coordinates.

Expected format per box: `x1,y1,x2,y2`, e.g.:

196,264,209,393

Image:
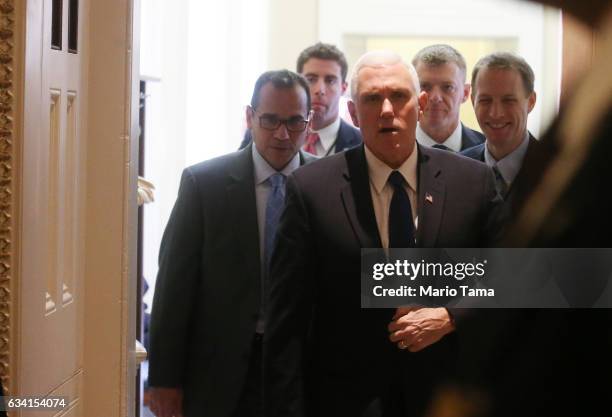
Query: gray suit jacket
264,144,501,417
149,145,312,417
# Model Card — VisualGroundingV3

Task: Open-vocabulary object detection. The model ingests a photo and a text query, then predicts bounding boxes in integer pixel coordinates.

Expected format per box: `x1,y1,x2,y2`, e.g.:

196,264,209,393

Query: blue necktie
388,171,415,248
264,173,286,270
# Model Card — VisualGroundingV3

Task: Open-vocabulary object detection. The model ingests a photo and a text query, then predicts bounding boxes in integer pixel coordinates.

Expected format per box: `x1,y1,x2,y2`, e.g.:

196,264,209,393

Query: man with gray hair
413,44,485,151
264,50,501,417
462,52,538,199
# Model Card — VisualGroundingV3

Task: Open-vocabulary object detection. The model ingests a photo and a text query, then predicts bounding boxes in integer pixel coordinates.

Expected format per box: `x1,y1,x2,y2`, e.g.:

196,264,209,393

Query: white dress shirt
416,122,462,152
484,131,530,187
308,117,341,156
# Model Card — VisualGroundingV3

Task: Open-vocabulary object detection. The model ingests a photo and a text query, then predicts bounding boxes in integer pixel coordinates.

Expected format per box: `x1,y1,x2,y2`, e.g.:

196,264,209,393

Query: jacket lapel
461,123,485,150
299,150,316,165
506,133,538,198
226,147,310,279
460,123,472,150
341,146,382,248
416,145,445,247
227,146,261,279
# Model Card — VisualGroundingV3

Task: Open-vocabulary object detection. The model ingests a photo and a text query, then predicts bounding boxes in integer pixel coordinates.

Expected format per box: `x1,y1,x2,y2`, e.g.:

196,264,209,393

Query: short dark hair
296,42,349,82
471,52,535,96
250,70,311,112
412,44,467,77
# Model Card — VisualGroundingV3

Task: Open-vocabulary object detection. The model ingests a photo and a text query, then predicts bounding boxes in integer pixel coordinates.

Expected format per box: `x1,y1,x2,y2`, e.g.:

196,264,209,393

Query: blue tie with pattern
388,171,415,248
264,173,286,270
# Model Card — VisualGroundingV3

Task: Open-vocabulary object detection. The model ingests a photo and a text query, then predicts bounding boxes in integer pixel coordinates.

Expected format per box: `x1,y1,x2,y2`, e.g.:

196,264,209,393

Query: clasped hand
388,307,455,352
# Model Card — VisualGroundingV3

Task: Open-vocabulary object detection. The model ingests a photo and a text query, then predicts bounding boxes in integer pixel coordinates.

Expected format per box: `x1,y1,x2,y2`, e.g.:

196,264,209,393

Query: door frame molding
0,0,20,395
83,0,140,415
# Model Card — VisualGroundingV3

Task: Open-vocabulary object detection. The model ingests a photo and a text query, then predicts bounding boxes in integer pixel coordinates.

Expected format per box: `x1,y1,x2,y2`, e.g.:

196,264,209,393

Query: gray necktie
492,165,509,197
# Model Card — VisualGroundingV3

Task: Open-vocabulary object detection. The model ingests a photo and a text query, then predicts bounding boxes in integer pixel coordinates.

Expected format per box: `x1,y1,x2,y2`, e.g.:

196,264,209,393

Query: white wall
318,0,561,138
184,0,271,163
267,0,319,69
140,0,191,310
140,0,271,310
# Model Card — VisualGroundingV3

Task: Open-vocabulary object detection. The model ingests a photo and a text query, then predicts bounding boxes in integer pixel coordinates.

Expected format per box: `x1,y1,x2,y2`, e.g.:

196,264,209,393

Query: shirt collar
416,122,462,152
364,142,418,195
484,131,530,185
252,144,301,185
313,117,341,151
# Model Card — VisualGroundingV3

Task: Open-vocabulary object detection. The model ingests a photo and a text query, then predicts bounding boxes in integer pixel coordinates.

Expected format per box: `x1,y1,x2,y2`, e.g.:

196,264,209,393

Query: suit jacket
460,123,486,151
457,133,606,417
264,144,501,417
148,145,311,417
495,93,612,416
239,119,362,154
333,118,363,153
457,25,612,415
460,132,536,165
461,133,538,212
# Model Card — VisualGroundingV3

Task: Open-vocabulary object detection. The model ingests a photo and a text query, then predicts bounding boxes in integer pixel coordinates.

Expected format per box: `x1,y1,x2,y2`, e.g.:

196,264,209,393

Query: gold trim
0,0,13,394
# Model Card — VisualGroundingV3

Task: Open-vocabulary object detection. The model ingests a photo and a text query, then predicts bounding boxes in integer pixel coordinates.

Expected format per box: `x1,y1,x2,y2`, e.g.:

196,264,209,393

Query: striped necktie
492,165,509,197
303,132,320,155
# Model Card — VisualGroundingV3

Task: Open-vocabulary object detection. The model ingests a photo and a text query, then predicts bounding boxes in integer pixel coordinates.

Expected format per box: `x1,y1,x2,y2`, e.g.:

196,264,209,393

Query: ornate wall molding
0,0,14,394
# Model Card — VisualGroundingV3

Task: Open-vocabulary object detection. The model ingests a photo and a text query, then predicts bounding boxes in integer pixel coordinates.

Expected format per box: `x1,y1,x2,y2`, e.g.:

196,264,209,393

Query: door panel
21,0,84,412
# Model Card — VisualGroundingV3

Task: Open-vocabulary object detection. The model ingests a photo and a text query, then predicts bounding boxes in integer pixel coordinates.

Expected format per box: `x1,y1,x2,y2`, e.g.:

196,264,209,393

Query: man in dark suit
501,3,612,416
264,51,500,417
412,44,485,152
147,70,314,417
461,52,538,202
450,37,612,414
240,43,362,155
455,53,540,414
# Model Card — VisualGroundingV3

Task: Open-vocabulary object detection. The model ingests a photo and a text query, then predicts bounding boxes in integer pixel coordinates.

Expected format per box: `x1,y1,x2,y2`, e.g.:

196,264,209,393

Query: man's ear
417,91,428,121
527,92,537,113
341,81,348,95
462,83,471,103
246,105,254,129
348,100,360,127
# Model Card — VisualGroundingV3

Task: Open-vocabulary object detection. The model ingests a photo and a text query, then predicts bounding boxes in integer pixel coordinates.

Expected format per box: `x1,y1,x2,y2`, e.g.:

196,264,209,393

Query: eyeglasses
252,110,310,132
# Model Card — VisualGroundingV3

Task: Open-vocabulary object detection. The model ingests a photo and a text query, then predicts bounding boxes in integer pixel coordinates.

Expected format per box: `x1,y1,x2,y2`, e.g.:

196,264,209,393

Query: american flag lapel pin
425,193,434,204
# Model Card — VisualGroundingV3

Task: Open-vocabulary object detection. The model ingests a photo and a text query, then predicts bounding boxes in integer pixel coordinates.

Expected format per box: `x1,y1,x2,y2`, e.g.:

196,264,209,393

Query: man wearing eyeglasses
240,42,362,156
148,70,314,417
